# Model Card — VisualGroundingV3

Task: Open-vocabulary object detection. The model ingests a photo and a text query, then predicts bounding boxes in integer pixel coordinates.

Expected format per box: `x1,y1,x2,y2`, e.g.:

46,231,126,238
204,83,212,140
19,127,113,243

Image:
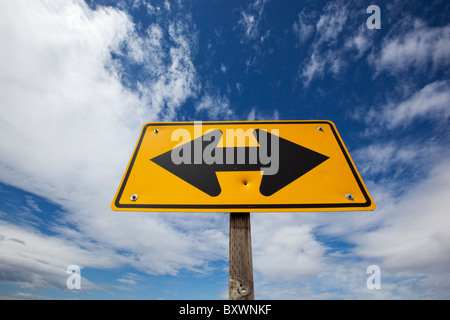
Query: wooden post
229,212,254,300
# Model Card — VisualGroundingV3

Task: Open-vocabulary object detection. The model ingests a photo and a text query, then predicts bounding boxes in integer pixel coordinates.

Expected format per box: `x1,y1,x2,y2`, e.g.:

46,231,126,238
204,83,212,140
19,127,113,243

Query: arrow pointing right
254,129,329,196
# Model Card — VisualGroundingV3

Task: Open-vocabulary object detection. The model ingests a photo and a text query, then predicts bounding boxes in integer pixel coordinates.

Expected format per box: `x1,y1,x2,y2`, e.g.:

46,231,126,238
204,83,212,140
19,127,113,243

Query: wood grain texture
229,212,254,300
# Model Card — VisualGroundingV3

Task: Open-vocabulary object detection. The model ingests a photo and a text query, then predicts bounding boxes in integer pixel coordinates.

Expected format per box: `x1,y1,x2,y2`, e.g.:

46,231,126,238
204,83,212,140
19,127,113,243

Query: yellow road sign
111,121,375,212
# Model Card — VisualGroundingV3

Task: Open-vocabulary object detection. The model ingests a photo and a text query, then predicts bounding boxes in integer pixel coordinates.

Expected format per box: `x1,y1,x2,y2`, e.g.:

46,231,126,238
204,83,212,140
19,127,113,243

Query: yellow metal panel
111,120,375,212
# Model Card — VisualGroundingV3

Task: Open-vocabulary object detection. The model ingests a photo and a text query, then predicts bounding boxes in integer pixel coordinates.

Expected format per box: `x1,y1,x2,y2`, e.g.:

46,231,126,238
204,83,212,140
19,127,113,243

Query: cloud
196,92,234,120
117,273,139,286
240,12,258,40
220,63,228,73
315,2,348,46
119,20,199,120
252,146,450,298
353,157,450,275
298,1,351,86
253,220,327,281
0,220,111,291
292,10,315,44
246,107,279,121
382,80,450,128
300,53,327,86
344,25,374,58
295,1,380,86
358,80,450,130
2,0,449,299
0,0,226,292
25,196,42,213
353,140,441,180
237,0,268,42
372,19,450,75
236,0,271,72
329,80,450,298
0,1,157,209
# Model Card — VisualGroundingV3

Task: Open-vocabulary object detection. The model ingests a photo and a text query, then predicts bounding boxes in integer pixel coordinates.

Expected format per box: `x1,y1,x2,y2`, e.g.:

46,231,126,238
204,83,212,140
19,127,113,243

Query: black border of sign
114,121,372,210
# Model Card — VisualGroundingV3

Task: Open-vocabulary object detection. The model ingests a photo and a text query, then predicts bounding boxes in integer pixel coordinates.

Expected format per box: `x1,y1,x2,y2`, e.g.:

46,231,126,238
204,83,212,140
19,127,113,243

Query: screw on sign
111,121,376,299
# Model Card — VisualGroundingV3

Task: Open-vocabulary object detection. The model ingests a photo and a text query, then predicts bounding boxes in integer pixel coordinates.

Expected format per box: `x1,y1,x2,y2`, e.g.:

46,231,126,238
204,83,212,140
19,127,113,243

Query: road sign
111,121,375,212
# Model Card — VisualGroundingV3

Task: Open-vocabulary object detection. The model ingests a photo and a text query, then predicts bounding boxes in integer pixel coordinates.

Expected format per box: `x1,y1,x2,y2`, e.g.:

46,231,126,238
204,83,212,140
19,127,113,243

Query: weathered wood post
229,212,254,300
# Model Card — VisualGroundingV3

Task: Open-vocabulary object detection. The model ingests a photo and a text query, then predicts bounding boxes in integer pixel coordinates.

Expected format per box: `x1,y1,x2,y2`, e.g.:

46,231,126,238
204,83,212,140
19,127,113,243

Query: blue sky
1,0,449,299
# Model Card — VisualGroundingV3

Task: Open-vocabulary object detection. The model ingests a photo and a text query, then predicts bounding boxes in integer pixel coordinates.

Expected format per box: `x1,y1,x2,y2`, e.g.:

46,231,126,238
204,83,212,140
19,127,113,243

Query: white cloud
220,63,228,73
293,10,315,44
132,22,199,120
253,220,327,281
252,153,450,298
359,80,450,130
25,196,42,213
164,0,171,12
117,273,139,286
298,1,351,86
353,141,441,179
315,2,347,46
196,92,234,120
0,0,225,292
345,25,374,58
0,220,111,291
0,0,142,195
383,80,450,128
240,12,257,40
246,107,279,121
1,0,449,300
373,19,450,75
235,82,243,94
236,0,271,72
237,0,268,42
300,49,349,87
300,52,326,86
353,157,450,275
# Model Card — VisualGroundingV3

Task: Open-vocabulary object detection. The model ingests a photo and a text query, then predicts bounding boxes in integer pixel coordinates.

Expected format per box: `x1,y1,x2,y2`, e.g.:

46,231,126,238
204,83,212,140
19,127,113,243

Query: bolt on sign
111,121,375,212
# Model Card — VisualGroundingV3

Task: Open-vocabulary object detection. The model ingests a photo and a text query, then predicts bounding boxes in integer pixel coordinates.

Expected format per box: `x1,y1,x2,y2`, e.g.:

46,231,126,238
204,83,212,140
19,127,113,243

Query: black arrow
150,129,329,197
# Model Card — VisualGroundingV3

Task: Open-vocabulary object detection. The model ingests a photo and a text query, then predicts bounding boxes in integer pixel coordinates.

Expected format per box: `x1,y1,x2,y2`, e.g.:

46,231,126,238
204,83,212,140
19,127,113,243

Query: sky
0,0,449,300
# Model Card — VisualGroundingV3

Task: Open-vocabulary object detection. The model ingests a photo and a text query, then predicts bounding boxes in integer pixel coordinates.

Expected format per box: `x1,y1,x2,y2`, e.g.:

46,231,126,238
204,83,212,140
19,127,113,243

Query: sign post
229,212,254,300
111,120,376,299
